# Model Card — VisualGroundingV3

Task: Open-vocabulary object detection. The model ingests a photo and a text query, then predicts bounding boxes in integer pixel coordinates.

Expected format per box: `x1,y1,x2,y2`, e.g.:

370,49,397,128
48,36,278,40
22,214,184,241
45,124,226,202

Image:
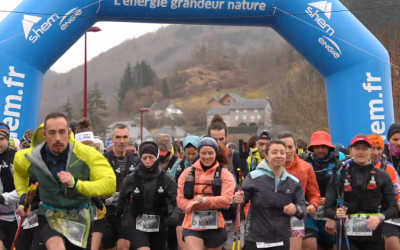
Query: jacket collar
257,159,290,180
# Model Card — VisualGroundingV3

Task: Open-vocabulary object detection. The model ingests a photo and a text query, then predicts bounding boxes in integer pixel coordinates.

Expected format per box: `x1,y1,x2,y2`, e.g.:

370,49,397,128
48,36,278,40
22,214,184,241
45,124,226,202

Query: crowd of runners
0,112,400,250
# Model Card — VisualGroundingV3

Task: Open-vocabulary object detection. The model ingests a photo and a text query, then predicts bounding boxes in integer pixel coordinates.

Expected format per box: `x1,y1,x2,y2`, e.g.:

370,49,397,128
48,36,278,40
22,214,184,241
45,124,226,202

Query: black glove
165,216,177,228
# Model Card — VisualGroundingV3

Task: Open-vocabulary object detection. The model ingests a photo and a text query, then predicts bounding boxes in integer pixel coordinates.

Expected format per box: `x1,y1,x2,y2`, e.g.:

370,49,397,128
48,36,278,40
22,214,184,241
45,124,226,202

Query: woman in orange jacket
277,131,321,250
177,137,236,250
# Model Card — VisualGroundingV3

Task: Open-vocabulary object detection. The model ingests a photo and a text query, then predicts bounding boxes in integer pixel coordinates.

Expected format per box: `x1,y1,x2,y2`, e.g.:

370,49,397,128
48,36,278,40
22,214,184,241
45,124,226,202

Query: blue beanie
198,137,219,153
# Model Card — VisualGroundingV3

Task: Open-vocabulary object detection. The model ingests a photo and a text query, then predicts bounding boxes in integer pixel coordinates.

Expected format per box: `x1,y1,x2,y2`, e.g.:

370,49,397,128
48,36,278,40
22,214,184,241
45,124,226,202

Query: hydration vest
184,166,222,199
175,160,186,183
164,155,179,174
339,162,381,214
130,169,168,217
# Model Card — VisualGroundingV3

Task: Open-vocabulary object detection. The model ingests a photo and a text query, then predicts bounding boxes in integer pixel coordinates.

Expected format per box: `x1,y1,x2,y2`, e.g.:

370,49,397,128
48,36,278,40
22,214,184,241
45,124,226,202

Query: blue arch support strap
0,0,394,143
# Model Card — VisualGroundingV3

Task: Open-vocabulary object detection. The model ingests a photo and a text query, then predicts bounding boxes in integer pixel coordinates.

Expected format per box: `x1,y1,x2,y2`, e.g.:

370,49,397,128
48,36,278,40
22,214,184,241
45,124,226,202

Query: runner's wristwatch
379,213,385,222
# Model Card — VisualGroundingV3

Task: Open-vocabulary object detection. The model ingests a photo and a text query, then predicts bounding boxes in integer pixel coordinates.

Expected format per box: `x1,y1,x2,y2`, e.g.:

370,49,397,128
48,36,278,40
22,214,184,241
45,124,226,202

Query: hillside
40,0,400,124
341,0,400,28
40,25,286,121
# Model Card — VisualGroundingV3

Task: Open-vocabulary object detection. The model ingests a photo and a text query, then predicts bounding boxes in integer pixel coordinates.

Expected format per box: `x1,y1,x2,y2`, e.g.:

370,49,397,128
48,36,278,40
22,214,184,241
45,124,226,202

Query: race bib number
16,210,39,229
105,192,119,206
385,218,400,226
290,216,304,230
346,214,374,236
45,208,91,248
256,242,284,248
136,214,160,232
192,210,218,229
312,206,327,221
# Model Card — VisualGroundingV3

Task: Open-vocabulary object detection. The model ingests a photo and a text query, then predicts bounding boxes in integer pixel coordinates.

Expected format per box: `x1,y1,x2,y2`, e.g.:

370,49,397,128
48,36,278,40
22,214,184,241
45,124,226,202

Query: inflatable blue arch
0,0,394,143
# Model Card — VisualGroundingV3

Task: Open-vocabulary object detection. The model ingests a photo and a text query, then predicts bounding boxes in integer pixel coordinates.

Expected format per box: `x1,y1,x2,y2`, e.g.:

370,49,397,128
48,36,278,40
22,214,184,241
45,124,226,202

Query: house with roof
149,101,184,120
207,93,244,106
206,93,272,127
107,121,150,143
145,126,192,142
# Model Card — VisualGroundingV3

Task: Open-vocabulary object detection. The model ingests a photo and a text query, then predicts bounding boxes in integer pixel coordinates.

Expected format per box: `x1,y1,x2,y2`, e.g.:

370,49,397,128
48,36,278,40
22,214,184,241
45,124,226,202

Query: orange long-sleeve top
285,154,321,209
177,160,236,230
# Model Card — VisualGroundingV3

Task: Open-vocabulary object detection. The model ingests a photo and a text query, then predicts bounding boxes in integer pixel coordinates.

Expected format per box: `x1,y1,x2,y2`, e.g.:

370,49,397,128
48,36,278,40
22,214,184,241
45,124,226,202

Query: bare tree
271,59,329,140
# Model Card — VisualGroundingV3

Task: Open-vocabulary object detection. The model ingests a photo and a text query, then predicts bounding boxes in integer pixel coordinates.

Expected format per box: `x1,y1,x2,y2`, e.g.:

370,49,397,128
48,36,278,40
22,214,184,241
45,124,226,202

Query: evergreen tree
63,98,75,120
133,61,157,89
87,83,109,136
118,63,134,109
162,78,169,97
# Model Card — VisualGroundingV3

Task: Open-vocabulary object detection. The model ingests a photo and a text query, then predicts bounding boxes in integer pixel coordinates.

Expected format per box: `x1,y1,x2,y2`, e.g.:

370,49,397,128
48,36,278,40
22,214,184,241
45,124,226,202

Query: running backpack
130,170,168,217
183,166,222,199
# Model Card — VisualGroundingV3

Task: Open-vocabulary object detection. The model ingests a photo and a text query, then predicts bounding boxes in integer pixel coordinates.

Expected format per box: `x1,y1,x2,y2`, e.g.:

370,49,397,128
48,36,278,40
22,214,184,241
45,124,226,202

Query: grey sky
0,1,167,73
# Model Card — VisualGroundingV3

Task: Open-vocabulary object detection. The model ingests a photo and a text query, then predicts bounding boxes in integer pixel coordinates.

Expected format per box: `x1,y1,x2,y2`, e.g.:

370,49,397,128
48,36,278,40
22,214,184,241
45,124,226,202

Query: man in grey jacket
0,122,20,250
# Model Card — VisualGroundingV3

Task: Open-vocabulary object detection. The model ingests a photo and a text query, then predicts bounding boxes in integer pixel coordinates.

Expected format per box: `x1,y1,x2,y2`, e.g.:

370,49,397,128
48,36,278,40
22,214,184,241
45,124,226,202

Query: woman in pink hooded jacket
177,137,236,250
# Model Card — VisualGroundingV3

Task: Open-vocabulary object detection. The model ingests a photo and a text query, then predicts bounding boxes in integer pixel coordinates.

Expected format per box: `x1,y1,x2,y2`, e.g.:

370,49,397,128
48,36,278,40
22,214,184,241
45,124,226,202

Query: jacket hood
183,136,201,149
31,123,75,148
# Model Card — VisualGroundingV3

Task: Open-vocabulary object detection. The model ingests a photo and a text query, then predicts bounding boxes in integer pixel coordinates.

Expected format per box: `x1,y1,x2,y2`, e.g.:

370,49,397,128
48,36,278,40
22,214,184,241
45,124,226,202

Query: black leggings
123,227,167,250
244,240,290,250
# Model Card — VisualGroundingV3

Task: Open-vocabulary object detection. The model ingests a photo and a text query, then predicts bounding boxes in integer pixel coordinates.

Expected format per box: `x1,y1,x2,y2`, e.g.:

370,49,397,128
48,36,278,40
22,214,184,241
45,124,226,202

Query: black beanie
387,123,400,141
139,141,159,158
69,120,78,135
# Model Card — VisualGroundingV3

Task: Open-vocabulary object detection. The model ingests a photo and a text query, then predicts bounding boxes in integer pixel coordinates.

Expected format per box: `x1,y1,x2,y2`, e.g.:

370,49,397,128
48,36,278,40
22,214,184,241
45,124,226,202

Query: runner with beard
116,141,177,250
13,112,116,250
302,131,340,250
277,131,320,250
0,122,19,250
155,133,179,250
103,123,140,250
247,130,273,172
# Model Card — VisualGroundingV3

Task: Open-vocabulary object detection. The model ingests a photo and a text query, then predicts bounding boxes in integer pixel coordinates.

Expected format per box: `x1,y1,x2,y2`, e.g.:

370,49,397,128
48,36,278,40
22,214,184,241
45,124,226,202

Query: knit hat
198,137,219,153
387,123,400,141
0,124,10,140
139,141,159,159
21,129,34,147
129,138,138,148
69,120,78,135
155,133,172,156
308,131,335,151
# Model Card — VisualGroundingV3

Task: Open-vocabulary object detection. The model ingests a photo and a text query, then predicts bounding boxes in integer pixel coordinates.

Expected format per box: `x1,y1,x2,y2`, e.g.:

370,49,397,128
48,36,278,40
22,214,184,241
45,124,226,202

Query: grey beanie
198,137,219,153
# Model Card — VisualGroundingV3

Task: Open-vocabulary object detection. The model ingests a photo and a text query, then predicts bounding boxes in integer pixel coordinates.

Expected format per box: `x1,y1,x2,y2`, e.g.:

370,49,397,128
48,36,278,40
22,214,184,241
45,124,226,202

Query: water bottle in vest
184,168,195,199
212,170,222,196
